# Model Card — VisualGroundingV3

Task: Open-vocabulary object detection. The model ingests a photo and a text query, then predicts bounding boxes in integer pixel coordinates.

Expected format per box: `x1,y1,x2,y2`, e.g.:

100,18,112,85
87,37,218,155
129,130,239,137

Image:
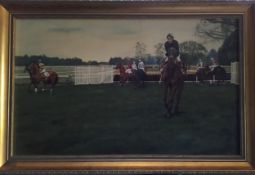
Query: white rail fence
74,65,114,85
14,64,238,84
231,62,239,85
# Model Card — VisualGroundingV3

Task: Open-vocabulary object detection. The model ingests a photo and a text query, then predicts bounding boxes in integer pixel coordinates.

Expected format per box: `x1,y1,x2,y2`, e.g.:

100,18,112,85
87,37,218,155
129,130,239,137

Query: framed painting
0,0,255,174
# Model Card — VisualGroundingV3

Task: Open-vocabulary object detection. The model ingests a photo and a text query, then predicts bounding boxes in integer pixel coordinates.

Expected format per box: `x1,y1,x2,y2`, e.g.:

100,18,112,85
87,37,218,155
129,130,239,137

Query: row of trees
107,42,218,66
195,18,239,65
15,55,108,66
110,40,217,66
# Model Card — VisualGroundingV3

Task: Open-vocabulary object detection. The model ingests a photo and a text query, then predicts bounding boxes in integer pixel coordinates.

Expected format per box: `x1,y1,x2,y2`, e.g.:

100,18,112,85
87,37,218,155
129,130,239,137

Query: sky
15,18,223,62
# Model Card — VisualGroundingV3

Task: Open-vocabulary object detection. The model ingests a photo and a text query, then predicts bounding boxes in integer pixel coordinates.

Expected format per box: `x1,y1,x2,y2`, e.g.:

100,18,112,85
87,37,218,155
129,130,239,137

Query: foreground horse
25,62,58,93
161,55,184,118
116,63,146,87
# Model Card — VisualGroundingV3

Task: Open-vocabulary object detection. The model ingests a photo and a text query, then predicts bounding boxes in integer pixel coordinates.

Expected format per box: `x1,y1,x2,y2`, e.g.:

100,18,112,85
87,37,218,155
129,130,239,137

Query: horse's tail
48,71,58,87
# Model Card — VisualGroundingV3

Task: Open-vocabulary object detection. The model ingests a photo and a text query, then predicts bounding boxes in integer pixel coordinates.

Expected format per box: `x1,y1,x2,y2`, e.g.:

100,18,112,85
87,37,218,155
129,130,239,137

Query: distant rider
138,59,145,72
38,59,49,80
131,61,138,73
125,62,133,74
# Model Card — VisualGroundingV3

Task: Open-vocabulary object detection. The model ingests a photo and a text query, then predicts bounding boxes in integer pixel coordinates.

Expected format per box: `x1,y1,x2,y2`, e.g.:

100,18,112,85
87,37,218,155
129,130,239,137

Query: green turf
13,83,241,156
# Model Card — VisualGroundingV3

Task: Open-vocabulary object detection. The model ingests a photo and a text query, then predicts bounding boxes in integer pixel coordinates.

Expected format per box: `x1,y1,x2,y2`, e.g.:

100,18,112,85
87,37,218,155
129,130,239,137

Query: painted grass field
13,83,241,156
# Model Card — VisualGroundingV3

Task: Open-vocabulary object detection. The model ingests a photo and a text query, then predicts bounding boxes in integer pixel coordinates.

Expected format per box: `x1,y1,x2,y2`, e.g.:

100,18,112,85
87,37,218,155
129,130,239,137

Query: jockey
125,63,133,74
127,62,132,69
197,59,204,68
131,61,137,72
209,57,218,71
138,59,145,72
38,59,49,79
164,33,182,63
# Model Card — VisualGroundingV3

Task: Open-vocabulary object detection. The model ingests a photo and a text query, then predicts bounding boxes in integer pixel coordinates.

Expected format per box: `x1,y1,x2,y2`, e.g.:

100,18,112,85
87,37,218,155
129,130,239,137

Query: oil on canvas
13,17,242,156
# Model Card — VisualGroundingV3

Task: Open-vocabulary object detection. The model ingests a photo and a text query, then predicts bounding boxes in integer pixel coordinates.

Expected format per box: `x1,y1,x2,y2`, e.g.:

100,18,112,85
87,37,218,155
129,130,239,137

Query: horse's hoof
174,111,184,116
173,111,179,115
164,112,171,118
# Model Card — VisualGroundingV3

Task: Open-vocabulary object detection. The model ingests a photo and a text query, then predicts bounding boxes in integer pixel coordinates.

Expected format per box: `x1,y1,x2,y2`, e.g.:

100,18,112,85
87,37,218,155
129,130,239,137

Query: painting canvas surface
13,17,242,156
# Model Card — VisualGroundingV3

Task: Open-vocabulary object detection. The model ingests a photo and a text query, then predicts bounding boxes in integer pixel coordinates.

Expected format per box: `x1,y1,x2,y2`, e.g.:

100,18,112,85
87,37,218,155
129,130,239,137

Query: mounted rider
131,61,138,73
125,62,133,74
164,33,181,62
38,59,50,80
165,33,186,73
209,57,219,71
159,33,183,83
138,59,145,72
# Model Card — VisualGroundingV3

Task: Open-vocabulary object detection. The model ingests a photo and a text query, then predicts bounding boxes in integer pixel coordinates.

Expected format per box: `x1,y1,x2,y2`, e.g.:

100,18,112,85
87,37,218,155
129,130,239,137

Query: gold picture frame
0,0,255,174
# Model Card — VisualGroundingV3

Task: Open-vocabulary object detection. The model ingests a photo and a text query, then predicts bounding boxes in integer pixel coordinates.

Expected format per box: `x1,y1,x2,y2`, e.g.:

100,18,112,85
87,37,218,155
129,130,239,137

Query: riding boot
166,108,172,118
174,106,180,115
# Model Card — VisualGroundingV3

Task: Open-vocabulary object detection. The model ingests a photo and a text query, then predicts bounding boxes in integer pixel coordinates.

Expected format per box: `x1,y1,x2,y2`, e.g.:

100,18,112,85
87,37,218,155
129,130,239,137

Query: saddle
40,71,50,81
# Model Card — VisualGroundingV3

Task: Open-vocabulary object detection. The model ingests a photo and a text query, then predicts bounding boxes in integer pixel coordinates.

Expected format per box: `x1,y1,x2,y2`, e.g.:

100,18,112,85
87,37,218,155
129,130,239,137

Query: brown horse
115,63,146,87
115,63,129,86
196,65,213,84
196,65,226,85
25,62,58,93
161,53,184,118
211,66,227,85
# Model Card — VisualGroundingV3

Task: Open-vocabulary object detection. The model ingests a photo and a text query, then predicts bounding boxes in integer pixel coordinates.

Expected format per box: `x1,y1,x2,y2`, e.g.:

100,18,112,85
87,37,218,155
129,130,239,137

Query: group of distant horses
196,65,227,85
115,52,227,118
115,61,227,87
115,64,147,88
25,53,226,118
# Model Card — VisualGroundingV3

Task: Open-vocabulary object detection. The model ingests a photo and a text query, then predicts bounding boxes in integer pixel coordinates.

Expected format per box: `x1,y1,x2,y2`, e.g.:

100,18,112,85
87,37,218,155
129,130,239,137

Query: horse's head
116,63,124,70
212,65,226,75
115,63,120,69
25,62,39,75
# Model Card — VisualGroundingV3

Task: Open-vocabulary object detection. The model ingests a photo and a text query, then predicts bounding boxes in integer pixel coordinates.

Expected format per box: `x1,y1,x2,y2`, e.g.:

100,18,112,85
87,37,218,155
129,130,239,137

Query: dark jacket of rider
164,40,180,58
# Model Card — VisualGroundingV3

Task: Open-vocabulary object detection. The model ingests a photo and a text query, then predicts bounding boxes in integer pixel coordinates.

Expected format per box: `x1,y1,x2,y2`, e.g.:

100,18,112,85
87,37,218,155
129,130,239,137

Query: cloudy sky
15,18,223,62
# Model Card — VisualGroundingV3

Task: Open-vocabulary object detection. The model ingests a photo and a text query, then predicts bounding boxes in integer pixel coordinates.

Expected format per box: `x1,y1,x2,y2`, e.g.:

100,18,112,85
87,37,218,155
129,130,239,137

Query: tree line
15,55,108,66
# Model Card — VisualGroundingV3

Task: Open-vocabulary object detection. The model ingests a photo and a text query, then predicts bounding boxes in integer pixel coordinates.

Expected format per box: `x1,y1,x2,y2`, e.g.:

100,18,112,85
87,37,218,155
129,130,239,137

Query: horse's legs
31,80,39,93
47,79,55,94
28,82,33,92
49,88,53,95
132,73,139,87
33,83,38,93
164,85,174,117
48,75,58,95
42,82,47,91
163,85,168,109
140,71,146,87
119,77,123,86
167,89,174,117
173,85,183,114
121,75,128,86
